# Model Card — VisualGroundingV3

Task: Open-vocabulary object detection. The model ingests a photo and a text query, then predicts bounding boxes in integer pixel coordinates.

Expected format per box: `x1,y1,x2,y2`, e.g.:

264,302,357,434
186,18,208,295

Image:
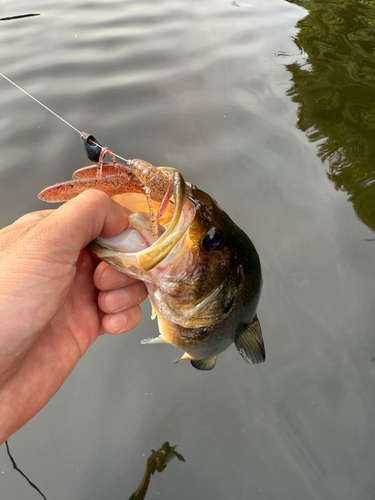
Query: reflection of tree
129,442,185,500
286,0,375,232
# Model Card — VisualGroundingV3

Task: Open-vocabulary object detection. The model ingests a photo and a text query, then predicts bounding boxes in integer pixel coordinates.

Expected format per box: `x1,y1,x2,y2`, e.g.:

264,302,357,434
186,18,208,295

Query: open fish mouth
89,168,197,273
38,148,264,370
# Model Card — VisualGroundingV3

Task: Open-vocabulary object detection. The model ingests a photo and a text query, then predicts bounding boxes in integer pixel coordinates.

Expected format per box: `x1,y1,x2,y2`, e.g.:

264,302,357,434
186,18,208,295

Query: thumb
35,189,130,262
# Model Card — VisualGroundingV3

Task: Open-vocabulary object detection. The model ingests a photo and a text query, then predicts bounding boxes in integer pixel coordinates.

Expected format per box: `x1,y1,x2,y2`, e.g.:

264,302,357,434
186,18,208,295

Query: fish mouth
89,168,196,272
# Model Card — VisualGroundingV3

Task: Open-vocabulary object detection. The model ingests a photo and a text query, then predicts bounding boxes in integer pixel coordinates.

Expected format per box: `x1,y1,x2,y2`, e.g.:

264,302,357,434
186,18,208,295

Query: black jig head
80,132,103,162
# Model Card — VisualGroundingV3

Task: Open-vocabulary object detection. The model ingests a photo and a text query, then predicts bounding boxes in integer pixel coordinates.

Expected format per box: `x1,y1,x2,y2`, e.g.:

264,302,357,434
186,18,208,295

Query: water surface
1,1,375,499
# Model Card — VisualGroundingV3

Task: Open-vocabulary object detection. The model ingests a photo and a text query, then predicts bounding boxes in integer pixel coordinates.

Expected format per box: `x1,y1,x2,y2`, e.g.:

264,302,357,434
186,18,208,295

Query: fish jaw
89,191,196,273
96,212,166,254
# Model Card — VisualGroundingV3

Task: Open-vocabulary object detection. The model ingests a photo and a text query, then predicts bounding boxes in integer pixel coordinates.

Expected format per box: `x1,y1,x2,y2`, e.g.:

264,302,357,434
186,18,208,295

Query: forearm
0,326,82,444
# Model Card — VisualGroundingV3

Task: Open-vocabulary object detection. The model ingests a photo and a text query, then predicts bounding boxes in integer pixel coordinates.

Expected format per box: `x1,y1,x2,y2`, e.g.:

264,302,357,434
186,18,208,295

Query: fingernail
108,312,128,334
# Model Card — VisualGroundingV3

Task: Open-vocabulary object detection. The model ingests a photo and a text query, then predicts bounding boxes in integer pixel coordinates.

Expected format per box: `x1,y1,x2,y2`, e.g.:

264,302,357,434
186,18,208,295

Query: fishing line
0,72,131,164
0,72,81,133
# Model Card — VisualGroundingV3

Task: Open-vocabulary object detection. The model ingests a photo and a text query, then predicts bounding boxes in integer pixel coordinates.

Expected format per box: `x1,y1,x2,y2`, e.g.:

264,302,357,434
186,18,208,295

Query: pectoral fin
173,352,193,364
173,353,217,370
190,356,217,371
141,336,168,344
234,316,265,364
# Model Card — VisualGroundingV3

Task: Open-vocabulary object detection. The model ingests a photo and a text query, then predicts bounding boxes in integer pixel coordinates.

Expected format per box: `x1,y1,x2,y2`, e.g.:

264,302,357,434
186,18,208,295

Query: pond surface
1,0,375,499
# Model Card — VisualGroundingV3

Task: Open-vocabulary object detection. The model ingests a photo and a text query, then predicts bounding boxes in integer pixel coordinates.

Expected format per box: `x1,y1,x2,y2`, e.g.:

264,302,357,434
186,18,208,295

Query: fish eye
201,227,224,252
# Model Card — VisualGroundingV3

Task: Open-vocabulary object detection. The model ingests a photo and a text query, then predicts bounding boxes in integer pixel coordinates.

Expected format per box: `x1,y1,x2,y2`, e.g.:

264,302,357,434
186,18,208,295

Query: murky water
1,0,374,499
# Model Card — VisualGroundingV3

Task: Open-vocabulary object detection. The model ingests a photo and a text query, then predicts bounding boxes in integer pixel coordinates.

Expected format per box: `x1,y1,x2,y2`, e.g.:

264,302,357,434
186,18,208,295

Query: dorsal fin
190,356,217,370
234,316,265,364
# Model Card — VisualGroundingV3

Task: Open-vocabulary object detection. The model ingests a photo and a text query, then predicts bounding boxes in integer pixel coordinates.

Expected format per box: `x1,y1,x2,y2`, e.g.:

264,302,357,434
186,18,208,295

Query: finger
94,261,140,291
98,282,148,314
35,190,131,262
0,210,55,238
102,305,143,335
15,210,55,226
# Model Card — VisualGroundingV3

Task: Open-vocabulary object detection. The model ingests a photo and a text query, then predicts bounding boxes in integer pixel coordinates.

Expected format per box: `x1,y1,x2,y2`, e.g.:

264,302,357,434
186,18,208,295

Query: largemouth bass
39,144,265,370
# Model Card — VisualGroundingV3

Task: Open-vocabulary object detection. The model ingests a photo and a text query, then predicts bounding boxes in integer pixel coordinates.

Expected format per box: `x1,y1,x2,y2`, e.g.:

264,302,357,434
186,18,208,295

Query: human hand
0,190,147,444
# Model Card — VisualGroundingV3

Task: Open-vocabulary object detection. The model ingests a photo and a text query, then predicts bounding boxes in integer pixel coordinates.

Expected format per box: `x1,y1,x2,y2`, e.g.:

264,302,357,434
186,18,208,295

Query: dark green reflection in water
129,442,185,500
285,0,375,233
